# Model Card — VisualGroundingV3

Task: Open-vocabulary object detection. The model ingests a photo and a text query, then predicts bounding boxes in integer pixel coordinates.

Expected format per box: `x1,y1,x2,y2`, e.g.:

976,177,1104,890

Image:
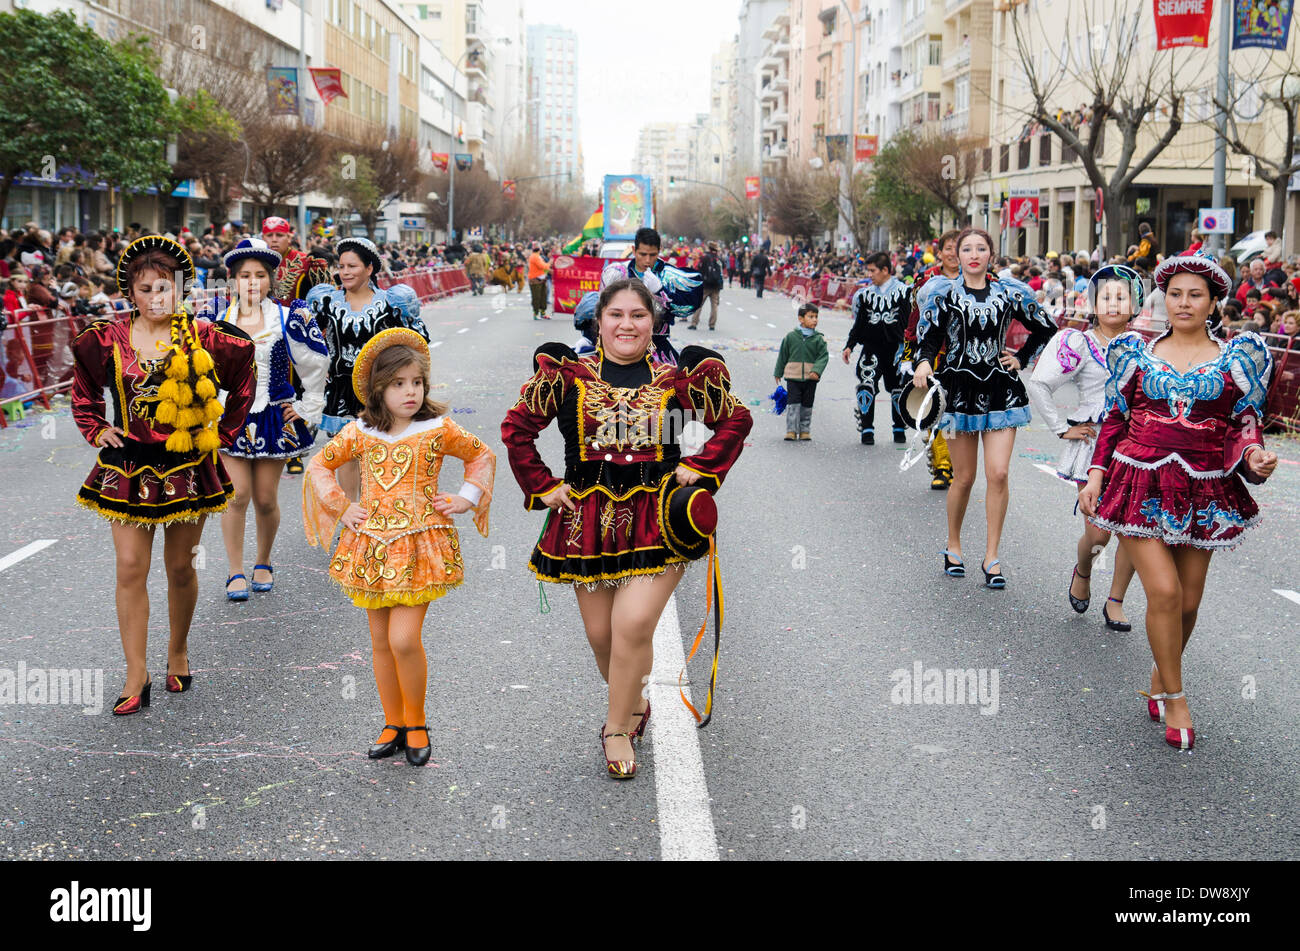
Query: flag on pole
431,152,449,173
455,154,473,172
309,67,346,105
562,205,604,254
502,180,517,199
1232,0,1293,49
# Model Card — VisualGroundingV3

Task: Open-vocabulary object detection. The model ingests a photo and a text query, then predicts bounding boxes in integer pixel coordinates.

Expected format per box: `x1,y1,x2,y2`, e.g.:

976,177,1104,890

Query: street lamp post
837,0,857,252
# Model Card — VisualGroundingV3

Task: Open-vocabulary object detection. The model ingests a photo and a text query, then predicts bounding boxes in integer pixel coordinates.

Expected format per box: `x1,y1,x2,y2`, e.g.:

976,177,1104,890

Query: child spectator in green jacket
774,303,830,441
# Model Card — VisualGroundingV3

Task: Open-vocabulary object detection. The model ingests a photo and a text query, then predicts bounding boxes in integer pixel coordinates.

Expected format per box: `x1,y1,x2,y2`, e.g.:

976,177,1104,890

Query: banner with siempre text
745,176,761,200
1232,0,1293,48
1152,0,1214,49
266,67,299,116
855,134,879,161
431,152,449,173
550,255,605,314
309,67,346,104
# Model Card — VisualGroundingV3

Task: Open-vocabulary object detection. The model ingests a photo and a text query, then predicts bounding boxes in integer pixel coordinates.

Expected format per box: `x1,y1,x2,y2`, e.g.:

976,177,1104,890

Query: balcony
759,53,783,74
463,101,485,144
763,108,789,133
942,46,970,77
945,0,972,12
902,12,927,39
941,110,969,134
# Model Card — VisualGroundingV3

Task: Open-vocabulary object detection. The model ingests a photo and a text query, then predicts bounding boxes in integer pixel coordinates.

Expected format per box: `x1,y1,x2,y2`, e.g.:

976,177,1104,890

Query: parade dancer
307,236,429,500
600,227,702,365
200,238,329,601
843,251,909,445
501,278,751,780
913,227,1058,588
1025,265,1139,630
303,329,495,766
1080,254,1277,751
71,235,255,712
902,230,962,487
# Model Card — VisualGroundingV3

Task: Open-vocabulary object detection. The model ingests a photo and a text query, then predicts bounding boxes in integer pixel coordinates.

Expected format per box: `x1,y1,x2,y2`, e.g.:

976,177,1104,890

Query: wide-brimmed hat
115,234,195,298
352,327,429,403
898,379,946,432
659,483,718,561
1153,252,1232,299
223,237,281,274
336,236,383,277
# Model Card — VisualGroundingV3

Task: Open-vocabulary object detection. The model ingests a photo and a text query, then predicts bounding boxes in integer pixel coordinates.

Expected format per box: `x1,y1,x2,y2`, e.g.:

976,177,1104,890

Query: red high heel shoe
633,698,651,742
1140,663,1166,722
600,725,637,780
165,654,192,693
1163,691,1194,750
112,677,151,715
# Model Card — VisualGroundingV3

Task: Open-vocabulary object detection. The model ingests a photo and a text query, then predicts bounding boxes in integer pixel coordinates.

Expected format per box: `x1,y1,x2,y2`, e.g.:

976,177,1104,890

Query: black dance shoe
404,726,431,767
367,725,407,759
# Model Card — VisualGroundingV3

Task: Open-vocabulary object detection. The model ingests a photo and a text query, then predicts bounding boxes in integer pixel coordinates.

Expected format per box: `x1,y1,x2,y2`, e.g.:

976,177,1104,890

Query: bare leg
220,454,251,595
1121,536,1193,732
980,427,1016,568
944,432,979,560
250,458,286,584
161,517,206,679
574,584,617,682
111,522,156,697
604,566,685,762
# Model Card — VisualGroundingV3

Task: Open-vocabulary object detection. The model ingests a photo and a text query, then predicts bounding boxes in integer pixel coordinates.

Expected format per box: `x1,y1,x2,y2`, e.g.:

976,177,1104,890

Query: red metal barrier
1,309,86,428
377,265,471,303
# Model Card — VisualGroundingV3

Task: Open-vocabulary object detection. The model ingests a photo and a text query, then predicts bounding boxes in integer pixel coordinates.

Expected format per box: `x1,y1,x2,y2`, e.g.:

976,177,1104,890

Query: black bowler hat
659,483,718,560
898,379,946,432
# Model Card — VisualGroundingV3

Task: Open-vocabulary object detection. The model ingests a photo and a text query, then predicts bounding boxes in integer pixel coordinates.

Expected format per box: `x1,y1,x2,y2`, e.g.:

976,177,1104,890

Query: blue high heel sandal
251,564,274,593
226,574,250,602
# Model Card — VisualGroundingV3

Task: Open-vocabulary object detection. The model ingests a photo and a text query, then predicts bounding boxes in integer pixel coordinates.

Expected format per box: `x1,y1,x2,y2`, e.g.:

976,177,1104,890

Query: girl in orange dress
303,328,496,766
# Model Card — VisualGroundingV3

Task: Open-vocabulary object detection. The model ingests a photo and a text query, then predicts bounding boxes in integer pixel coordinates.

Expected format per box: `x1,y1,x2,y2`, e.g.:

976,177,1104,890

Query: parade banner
502,180,517,199
431,152,449,173
745,176,761,200
266,67,299,116
1232,0,1293,48
309,67,346,104
550,254,605,315
603,175,653,241
855,134,879,161
1152,0,1214,49
454,154,473,172
1007,188,1040,229
825,134,849,163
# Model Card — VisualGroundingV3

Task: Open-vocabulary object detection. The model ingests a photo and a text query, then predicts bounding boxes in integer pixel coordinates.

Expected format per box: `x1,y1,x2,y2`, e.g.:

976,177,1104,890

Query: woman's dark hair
359,344,449,431
231,257,272,280
954,227,994,260
596,277,660,332
123,248,183,295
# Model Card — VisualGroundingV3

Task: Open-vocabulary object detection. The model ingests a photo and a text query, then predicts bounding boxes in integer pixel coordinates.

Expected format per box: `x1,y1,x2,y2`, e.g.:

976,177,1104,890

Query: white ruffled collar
356,416,446,442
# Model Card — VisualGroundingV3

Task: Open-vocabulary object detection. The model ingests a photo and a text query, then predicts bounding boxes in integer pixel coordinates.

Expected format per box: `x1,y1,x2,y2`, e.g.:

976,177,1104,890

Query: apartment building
526,24,581,184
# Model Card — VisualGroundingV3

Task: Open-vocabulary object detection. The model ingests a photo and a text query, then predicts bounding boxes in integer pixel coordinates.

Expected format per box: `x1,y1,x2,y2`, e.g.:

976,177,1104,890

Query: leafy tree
867,132,942,241
0,10,180,221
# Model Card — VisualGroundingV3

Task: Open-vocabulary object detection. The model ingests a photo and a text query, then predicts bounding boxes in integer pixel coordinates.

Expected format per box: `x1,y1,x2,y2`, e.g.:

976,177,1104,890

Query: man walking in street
528,242,551,319
843,251,910,446
752,247,770,298
689,242,724,331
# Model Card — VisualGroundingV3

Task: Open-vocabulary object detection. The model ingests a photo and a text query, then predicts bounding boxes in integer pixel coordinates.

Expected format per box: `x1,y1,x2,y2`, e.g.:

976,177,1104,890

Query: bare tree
425,168,504,235
338,137,425,237
1208,56,1300,243
901,132,983,229
242,116,331,220
1001,0,1210,253
765,167,839,241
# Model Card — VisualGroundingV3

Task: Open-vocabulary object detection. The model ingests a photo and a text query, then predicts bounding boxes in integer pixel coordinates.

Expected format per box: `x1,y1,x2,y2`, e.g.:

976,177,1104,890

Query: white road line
749,314,758,320
1274,589,1300,606
478,316,489,323
457,327,470,334
651,593,719,861
766,322,776,328
0,540,57,574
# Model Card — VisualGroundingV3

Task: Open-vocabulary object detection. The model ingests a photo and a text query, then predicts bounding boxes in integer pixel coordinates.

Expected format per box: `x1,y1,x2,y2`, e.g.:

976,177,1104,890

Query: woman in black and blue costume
913,227,1058,588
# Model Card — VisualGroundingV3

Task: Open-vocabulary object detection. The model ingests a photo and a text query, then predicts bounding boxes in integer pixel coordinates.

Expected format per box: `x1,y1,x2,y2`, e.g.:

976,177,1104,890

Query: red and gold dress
303,416,496,608
500,343,752,587
71,316,256,525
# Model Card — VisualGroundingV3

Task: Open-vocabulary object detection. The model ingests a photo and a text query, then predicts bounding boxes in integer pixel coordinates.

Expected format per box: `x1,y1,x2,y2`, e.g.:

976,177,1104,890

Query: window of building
955,75,969,112
1018,138,1031,169
927,92,940,121
1039,134,1052,166
999,143,1010,172
929,37,941,66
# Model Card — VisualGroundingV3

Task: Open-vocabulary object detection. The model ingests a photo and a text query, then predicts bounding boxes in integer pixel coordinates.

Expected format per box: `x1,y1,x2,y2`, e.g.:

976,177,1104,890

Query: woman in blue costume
307,235,429,499
913,227,1058,589
199,238,330,600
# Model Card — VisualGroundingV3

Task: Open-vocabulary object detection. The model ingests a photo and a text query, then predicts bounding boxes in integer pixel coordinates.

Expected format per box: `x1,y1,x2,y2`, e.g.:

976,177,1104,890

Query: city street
1,284,1298,861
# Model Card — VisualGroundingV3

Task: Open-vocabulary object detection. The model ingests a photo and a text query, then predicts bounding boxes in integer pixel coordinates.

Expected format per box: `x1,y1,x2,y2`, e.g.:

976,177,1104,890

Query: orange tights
367,604,431,749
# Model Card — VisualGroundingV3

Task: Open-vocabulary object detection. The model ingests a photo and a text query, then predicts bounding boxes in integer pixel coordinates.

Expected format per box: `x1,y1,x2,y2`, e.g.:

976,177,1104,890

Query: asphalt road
1,280,1296,860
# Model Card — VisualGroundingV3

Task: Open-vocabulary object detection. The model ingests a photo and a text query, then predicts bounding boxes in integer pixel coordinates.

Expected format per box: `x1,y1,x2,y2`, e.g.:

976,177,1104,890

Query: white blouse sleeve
1025,329,1083,436
283,302,331,428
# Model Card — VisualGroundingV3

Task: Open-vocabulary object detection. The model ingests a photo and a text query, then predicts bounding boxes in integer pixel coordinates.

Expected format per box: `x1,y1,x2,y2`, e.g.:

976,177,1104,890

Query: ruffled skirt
937,369,1032,433
222,401,316,459
328,526,465,608
77,442,232,526
529,484,687,588
1091,454,1260,550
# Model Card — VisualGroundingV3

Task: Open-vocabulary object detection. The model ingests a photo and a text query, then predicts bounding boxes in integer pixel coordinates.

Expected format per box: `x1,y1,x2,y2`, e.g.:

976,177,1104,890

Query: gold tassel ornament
155,310,224,455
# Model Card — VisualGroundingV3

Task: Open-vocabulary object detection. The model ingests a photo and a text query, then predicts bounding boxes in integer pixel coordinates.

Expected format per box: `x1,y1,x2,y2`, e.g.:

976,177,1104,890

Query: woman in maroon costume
71,236,255,714
1079,254,1277,751
501,278,751,779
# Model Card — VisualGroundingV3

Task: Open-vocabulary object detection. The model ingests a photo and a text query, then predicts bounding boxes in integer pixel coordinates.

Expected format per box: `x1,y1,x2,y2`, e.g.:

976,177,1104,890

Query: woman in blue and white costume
913,226,1058,589
202,238,330,600
1025,264,1140,630
306,235,429,499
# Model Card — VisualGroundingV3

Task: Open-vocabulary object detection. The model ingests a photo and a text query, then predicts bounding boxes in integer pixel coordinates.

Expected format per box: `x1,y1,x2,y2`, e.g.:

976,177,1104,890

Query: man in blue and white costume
306,235,429,499
841,251,910,445
600,227,702,365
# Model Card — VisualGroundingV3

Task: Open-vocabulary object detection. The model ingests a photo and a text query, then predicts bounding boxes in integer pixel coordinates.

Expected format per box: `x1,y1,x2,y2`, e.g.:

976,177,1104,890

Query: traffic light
669,176,675,185
742,236,749,244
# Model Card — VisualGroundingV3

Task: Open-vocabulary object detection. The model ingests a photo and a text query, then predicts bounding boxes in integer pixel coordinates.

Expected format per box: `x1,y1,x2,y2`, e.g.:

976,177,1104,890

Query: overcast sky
524,0,742,196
